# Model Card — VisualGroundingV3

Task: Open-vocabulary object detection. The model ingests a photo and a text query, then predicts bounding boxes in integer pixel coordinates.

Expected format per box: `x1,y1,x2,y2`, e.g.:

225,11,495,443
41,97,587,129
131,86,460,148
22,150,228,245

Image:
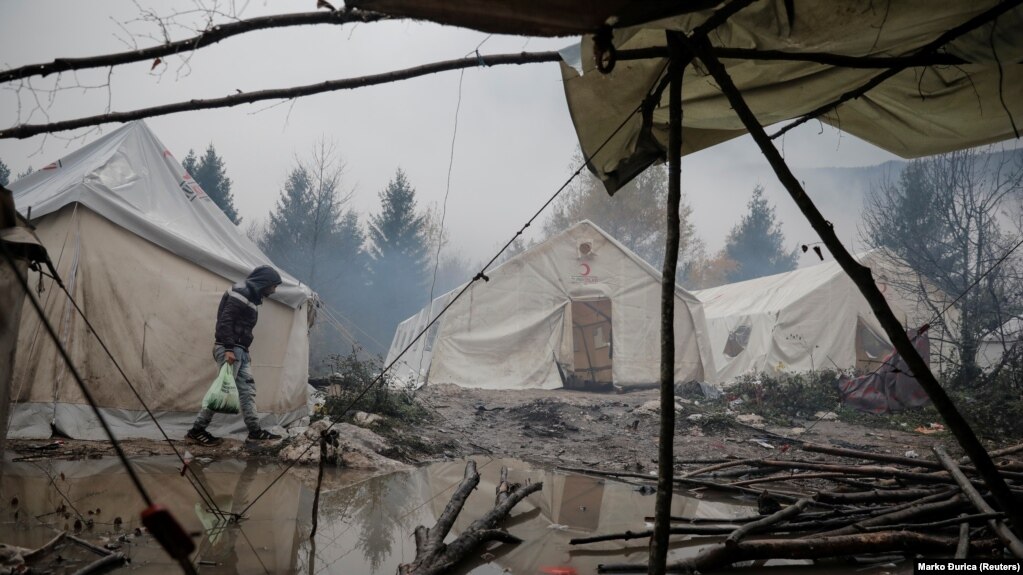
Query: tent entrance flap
568,299,612,390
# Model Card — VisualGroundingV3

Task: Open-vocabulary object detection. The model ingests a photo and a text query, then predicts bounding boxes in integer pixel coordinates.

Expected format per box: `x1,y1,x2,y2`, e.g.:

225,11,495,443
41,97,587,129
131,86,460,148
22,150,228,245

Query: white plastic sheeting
385,220,716,389
560,1,1023,193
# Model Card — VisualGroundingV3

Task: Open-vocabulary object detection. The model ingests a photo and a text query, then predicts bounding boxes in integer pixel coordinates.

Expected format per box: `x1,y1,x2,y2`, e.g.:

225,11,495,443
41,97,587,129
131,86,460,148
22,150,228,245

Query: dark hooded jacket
214,265,282,351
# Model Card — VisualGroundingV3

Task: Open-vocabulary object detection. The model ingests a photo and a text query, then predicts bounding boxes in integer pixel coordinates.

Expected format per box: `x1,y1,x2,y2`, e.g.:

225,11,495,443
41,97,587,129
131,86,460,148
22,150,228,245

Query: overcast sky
0,0,908,266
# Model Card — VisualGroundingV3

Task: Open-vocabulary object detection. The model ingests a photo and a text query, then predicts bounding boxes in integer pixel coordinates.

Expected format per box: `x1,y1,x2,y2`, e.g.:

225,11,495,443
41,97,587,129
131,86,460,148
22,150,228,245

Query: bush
319,351,430,424
725,370,843,423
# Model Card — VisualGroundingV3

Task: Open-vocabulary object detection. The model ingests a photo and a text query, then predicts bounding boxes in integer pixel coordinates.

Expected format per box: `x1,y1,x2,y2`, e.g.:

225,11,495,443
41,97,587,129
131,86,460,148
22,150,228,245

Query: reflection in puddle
2,455,766,574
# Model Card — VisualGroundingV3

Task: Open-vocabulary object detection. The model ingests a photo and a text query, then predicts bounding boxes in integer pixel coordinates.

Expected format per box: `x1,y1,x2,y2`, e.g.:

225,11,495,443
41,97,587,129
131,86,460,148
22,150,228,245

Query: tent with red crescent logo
385,220,716,390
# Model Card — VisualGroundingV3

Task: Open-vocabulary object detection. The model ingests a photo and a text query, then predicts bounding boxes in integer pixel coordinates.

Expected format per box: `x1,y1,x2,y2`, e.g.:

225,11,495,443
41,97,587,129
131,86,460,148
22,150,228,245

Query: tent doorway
568,299,613,391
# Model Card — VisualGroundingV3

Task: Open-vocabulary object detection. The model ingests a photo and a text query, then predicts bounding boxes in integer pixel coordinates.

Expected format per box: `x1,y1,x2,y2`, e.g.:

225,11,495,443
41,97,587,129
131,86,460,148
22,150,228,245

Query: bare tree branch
0,9,389,84
0,51,562,140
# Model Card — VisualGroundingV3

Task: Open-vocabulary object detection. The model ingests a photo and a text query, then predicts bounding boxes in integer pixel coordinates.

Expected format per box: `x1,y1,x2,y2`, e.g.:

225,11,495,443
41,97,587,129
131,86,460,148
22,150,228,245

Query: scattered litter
353,411,384,426
736,413,765,427
546,523,570,530
814,411,839,421
675,380,722,400
750,438,775,449
540,567,578,575
686,414,704,422
729,398,745,409
914,423,946,434
904,450,919,458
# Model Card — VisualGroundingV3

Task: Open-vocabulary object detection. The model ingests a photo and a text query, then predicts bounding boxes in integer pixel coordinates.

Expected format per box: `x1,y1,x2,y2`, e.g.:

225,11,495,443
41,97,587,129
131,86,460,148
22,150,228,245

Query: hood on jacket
241,265,283,304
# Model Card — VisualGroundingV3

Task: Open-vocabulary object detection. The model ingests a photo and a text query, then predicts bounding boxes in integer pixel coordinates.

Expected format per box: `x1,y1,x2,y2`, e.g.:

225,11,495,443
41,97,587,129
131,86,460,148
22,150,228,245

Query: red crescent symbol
580,263,591,276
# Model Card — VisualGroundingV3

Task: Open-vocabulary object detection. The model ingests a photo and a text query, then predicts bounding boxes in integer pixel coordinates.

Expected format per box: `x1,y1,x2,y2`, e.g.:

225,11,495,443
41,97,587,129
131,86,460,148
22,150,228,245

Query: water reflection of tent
386,221,716,390
693,252,957,383
0,456,310,574
421,460,745,574
7,121,315,440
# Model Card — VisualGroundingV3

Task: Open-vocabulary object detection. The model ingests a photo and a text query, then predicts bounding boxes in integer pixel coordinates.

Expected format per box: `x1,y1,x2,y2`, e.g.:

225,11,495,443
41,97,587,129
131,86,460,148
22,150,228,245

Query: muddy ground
5,384,980,472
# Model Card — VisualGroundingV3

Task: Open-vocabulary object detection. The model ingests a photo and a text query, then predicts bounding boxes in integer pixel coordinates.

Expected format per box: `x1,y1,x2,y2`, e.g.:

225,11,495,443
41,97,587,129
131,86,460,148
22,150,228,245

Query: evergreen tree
366,168,430,350
723,185,798,282
0,158,10,187
260,141,370,366
182,144,241,224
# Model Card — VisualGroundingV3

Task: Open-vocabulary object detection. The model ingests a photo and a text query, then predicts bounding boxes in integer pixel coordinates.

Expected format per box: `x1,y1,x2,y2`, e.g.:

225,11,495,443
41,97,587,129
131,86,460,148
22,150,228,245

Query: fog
1,0,925,360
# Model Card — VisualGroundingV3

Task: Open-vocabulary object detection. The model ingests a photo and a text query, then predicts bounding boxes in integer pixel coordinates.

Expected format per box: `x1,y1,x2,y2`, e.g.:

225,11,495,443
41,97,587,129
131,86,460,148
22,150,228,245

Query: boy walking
186,265,284,445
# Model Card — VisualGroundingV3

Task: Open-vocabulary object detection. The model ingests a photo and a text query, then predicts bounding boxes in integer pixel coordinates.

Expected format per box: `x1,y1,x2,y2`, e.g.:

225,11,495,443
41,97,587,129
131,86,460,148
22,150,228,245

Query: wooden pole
310,431,328,538
649,31,687,575
933,445,1023,558
684,33,1023,540
726,499,810,547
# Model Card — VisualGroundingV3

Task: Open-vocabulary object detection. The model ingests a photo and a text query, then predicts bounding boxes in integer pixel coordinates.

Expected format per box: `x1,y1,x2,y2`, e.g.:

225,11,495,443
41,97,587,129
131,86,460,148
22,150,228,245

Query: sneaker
186,428,222,446
247,429,281,441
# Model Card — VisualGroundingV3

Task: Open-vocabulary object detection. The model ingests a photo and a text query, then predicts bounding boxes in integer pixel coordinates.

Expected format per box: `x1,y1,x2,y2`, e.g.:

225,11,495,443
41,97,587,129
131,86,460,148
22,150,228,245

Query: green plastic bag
202,363,240,414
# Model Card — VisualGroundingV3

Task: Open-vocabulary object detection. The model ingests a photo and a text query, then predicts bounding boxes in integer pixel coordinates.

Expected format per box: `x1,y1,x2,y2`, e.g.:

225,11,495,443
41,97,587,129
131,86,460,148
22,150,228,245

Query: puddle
1,455,909,574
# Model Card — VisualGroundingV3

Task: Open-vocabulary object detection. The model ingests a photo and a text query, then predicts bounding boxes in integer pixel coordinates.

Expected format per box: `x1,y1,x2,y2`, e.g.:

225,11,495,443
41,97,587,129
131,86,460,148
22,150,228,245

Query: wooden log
758,459,976,486
726,499,810,547
956,513,970,559
933,445,1023,558
398,462,542,575
67,534,112,557
69,552,126,575
815,487,946,504
814,493,965,537
23,531,66,562
556,465,816,504
681,458,759,478
596,531,1002,573
962,442,1023,463
804,443,1023,482
858,512,1005,532
730,472,846,487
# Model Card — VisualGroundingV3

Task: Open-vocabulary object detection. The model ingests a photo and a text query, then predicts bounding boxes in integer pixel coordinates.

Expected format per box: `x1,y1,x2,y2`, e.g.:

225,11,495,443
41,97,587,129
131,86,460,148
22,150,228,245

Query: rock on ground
277,419,409,471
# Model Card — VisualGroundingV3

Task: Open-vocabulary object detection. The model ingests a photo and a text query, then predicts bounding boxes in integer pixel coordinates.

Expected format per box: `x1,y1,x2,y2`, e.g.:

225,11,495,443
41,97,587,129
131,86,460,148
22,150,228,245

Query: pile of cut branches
563,442,1023,572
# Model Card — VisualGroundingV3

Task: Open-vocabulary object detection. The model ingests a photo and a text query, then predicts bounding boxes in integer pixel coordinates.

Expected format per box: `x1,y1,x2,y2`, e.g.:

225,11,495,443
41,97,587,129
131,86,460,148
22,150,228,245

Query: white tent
386,220,715,390
693,252,955,383
977,317,1022,372
7,121,315,440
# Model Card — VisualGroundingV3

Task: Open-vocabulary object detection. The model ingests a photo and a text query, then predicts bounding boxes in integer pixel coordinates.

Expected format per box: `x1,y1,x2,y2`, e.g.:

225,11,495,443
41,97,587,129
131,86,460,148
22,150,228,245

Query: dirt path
5,384,970,470
407,384,956,471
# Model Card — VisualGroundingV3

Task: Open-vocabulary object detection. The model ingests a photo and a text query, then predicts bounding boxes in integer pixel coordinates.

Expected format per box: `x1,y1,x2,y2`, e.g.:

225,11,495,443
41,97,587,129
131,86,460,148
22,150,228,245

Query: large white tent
7,121,315,440
386,220,715,390
693,252,956,383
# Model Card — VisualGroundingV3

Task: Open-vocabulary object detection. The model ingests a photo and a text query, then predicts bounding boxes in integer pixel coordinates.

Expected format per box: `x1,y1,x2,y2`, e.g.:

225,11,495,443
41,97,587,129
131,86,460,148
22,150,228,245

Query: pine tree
262,166,315,273
182,144,241,224
723,185,798,282
260,142,371,365
0,158,10,187
366,168,430,349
